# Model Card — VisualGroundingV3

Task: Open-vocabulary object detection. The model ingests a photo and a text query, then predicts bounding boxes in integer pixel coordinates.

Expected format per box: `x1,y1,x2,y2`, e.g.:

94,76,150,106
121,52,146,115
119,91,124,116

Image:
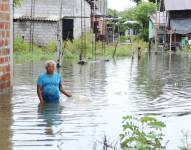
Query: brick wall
0,0,12,93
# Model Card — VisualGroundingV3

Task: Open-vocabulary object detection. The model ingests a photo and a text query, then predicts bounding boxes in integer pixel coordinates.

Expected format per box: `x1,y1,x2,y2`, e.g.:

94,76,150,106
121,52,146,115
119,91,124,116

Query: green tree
130,0,142,4
149,0,160,3
14,0,22,6
107,8,119,17
121,2,156,41
131,0,159,3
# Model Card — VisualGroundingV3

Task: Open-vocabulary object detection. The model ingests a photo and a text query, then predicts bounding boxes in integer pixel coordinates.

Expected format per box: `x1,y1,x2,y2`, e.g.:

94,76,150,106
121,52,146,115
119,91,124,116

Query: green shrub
63,32,94,59
13,36,55,63
120,36,128,43
120,115,166,150
46,40,57,53
14,36,30,53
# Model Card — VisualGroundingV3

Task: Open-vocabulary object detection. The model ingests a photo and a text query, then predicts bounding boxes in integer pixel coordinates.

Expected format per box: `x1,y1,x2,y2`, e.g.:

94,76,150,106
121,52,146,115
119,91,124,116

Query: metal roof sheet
14,15,60,21
171,18,191,34
164,0,191,11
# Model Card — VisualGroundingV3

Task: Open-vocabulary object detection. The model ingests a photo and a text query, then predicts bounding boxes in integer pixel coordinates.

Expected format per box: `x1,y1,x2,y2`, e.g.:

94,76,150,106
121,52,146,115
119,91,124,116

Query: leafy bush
63,32,93,59
13,36,55,63
120,115,166,150
120,36,129,43
46,40,57,53
14,36,30,53
14,0,22,6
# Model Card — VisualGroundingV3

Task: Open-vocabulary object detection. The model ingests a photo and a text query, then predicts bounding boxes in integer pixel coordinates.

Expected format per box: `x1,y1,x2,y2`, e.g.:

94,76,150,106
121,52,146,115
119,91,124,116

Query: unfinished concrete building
14,0,92,46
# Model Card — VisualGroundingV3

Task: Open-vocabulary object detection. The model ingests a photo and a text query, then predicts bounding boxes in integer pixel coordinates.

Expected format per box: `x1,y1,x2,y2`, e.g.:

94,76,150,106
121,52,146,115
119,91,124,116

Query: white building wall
73,0,91,39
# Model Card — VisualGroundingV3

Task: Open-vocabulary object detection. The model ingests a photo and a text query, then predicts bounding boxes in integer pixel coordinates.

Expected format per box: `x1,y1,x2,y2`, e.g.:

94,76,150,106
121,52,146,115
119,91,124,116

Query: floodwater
1,52,191,150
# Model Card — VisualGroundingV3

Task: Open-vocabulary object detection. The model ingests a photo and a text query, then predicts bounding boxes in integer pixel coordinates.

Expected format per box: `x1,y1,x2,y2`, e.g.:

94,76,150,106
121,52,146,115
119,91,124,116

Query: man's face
46,63,55,74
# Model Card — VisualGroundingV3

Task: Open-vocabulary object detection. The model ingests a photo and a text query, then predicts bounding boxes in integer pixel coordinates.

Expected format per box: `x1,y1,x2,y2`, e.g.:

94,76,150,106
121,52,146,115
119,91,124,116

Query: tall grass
63,34,148,59
13,35,148,63
13,36,54,63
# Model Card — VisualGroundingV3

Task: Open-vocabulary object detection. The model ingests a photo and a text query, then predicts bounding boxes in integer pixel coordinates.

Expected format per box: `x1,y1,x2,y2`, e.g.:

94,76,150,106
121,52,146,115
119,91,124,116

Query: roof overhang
164,0,191,11
14,15,60,21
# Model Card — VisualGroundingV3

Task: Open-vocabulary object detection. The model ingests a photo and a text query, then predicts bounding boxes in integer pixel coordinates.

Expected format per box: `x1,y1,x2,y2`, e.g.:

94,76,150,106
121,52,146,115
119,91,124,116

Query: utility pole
91,0,95,59
56,0,63,67
79,0,83,62
169,30,172,52
154,0,158,53
94,0,97,60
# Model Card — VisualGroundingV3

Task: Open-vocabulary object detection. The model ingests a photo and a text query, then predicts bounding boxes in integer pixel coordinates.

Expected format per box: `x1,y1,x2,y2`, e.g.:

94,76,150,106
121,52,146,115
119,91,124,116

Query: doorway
62,19,74,41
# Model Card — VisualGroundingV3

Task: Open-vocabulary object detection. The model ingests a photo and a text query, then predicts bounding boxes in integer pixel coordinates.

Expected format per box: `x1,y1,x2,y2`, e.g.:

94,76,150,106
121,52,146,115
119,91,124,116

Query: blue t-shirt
37,72,62,103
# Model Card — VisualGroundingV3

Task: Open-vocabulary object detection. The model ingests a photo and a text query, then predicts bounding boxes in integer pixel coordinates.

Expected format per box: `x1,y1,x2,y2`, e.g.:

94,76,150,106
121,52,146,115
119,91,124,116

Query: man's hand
37,85,45,104
59,84,72,98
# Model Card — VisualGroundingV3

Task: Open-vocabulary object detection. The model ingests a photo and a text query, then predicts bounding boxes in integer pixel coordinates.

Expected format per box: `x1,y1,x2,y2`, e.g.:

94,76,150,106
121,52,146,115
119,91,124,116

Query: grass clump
13,36,54,63
14,34,148,63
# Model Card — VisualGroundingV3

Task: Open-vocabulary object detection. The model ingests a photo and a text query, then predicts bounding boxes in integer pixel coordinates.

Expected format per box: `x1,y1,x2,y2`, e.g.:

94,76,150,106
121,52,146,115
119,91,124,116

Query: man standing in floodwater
37,60,72,104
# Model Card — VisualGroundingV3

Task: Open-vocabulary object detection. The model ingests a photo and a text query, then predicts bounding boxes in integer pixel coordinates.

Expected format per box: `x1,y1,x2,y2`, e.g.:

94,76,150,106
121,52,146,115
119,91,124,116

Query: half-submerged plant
178,131,191,150
120,115,166,150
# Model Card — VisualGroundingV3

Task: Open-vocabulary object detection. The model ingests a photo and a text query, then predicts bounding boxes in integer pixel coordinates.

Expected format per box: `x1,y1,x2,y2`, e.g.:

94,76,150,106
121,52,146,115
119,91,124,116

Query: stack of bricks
0,0,11,93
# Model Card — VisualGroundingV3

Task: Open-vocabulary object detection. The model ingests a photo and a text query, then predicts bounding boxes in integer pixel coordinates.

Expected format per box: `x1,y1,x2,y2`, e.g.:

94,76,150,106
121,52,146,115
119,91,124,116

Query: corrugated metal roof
164,0,191,11
171,18,191,34
14,15,60,21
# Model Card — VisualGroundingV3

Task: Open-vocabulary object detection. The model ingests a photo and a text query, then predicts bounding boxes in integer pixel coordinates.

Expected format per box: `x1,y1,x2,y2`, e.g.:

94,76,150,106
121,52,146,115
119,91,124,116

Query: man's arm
37,85,44,104
59,84,72,97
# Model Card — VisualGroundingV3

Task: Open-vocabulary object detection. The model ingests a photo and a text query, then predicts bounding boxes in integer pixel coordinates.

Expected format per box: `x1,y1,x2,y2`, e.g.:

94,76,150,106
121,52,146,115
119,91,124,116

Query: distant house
149,0,191,50
90,0,108,41
14,0,92,46
164,0,191,48
124,20,139,36
149,11,166,45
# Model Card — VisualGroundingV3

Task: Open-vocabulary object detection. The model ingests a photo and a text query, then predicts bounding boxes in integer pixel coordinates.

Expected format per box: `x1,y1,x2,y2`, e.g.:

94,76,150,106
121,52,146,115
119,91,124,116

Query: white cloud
108,0,136,11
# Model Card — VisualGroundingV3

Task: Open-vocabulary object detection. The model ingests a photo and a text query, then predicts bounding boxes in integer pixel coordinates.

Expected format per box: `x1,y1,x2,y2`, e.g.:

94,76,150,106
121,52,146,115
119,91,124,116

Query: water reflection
2,53,191,150
38,104,63,136
132,53,191,116
61,60,108,102
136,53,165,99
0,94,12,150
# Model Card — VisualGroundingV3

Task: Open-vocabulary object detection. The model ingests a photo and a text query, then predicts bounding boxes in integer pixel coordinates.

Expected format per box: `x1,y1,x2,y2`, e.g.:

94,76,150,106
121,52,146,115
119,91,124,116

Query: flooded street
1,52,191,150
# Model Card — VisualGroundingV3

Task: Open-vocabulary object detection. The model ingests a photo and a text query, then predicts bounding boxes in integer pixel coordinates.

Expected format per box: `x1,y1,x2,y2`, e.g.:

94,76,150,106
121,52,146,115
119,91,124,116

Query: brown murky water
1,52,191,150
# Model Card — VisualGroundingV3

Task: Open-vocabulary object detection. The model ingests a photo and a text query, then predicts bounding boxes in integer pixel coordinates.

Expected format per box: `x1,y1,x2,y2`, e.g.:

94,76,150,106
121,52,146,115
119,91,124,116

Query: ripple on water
2,54,191,150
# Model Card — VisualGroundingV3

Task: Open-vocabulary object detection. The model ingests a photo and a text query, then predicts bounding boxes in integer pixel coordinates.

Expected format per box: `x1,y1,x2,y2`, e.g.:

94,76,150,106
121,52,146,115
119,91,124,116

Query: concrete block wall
14,21,57,46
0,0,12,93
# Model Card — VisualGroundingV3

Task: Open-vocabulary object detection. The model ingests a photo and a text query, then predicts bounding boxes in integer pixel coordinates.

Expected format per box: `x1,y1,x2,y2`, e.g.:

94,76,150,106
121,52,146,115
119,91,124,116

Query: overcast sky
108,0,136,11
